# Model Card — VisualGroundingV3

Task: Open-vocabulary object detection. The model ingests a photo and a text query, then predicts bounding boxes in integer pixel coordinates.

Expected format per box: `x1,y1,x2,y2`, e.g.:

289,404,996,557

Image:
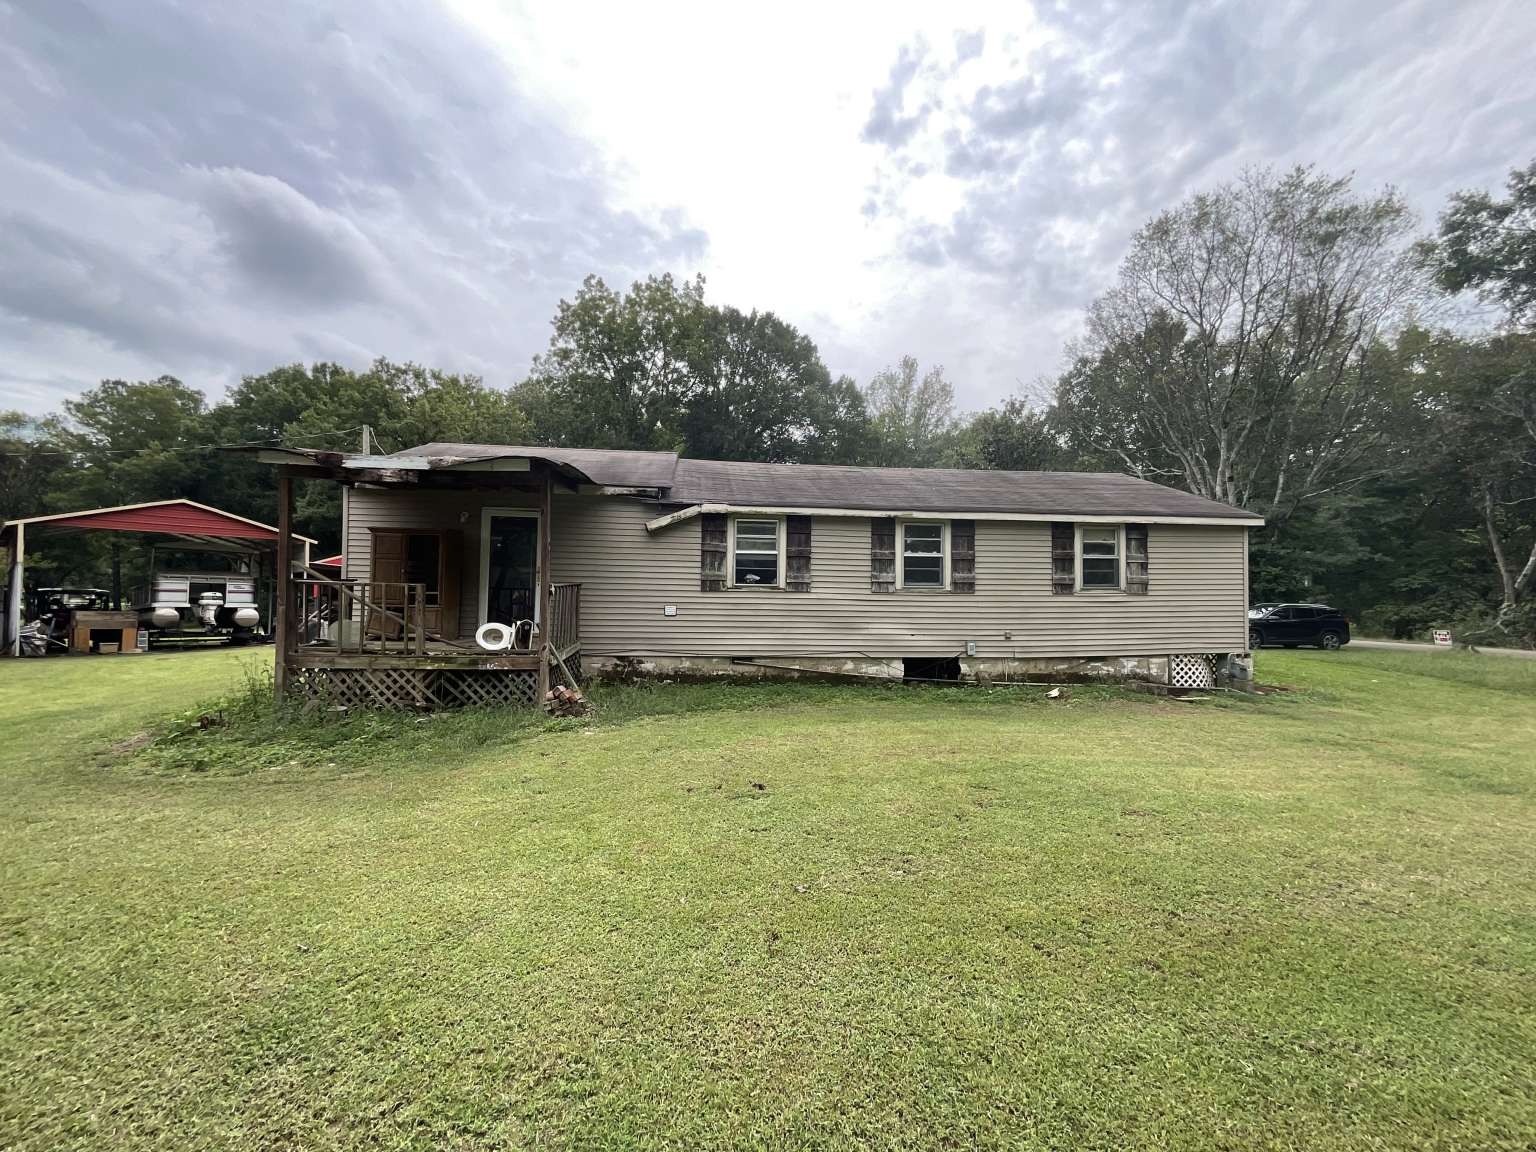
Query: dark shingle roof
393,444,1256,520
667,459,1256,519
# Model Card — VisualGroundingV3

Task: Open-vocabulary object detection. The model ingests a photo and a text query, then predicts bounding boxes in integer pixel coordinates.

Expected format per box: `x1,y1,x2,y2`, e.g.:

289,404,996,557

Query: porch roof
393,443,679,488
249,443,677,491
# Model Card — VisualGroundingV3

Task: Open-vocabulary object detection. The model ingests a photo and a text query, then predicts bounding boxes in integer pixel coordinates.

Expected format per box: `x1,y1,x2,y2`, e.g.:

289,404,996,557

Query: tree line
4,162,1534,644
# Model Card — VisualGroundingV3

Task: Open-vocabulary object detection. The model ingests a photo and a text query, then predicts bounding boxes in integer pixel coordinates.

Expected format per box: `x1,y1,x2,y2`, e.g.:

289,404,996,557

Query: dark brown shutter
1050,522,1075,594
786,515,812,592
700,512,727,592
1125,524,1149,595
870,517,896,593
951,519,975,593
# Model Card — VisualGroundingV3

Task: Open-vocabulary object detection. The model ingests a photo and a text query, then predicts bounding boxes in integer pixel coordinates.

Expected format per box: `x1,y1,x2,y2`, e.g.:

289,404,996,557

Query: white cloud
1,0,1533,417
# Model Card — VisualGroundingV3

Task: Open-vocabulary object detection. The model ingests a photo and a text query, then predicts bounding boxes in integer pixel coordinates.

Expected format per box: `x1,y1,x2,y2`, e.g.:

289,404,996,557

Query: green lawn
2,648,1534,1150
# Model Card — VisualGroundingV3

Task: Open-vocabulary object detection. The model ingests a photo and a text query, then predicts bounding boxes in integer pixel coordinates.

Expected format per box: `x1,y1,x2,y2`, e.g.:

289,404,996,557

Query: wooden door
369,528,461,640
368,529,406,639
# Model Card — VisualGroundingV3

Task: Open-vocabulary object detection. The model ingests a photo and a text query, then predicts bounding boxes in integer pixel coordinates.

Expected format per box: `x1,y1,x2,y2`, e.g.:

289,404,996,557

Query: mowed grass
2,648,1534,1150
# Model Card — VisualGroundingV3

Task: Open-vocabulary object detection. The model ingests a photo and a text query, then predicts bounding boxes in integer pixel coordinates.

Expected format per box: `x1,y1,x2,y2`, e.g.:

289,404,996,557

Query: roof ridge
675,457,1134,480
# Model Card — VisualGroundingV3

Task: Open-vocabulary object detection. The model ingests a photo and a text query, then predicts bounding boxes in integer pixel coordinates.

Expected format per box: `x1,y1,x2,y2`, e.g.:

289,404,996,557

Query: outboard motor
196,591,224,628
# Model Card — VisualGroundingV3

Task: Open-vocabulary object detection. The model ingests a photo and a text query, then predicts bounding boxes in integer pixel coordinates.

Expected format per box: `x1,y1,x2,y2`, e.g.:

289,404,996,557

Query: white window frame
726,515,786,589
478,507,542,625
1075,523,1126,592
898,519,950,590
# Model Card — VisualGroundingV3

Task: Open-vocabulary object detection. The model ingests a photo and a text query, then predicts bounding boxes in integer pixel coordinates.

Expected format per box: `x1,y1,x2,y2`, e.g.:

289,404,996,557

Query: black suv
1248,603,1351,650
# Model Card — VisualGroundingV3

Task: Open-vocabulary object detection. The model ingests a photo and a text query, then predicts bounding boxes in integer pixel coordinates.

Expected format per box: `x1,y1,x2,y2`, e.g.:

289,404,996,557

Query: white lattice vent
1170,654,1216,689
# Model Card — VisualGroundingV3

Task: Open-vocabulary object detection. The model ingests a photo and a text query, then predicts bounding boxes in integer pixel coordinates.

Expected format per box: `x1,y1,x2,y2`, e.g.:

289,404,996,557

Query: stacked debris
543,684,590,717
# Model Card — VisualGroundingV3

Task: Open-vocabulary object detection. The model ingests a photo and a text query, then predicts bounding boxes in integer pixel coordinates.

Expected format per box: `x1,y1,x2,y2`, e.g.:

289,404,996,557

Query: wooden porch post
537,464,552,706
274,471,293,703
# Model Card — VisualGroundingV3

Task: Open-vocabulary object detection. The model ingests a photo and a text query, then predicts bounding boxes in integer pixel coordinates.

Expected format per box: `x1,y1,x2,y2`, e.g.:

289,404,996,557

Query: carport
3,499,314,656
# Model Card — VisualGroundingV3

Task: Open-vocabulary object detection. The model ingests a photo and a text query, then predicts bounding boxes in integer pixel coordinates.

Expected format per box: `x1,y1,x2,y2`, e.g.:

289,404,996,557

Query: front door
482,511,539,626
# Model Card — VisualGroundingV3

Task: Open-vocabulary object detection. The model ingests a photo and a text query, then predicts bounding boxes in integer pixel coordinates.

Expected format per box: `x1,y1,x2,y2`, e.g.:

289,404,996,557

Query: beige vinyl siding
343,487,539,639
344,488,1249,658
557,497,1246,657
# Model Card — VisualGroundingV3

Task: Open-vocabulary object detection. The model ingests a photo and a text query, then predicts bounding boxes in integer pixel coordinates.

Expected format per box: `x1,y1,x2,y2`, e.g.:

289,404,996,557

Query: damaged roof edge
247,446,599,482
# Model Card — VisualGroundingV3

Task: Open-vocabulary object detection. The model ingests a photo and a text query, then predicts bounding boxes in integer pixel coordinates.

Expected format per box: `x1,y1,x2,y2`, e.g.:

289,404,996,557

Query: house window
1079,526,1121,589
900,522,946,588
732,518,781,586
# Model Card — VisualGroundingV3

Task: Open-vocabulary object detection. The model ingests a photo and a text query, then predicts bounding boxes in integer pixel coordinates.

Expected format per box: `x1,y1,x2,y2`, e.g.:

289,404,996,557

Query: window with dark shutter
732,519,781,586
700,512,727,592
1050,522,1075,594
1125,524,1149,594
900,522,945,587
1080,526,1120,588
786,515,812,592
870,517,896,593
951,519,975,593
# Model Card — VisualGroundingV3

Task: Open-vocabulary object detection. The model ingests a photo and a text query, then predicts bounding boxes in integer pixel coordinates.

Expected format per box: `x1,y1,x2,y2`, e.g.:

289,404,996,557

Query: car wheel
1319,631,1342,650
1248,628,1264,649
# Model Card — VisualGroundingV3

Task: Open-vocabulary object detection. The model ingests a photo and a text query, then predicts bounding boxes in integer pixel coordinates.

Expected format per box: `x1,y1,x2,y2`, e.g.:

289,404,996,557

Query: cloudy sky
2,0,1533,415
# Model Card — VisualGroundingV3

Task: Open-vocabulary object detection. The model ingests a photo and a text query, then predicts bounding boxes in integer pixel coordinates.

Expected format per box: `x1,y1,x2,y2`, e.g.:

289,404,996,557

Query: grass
1,648,1534,1150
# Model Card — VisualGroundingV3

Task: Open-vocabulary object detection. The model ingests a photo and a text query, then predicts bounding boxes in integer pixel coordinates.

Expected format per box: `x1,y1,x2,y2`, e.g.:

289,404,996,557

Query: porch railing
550,582,581,659
287,575,579,662
293,576,429,656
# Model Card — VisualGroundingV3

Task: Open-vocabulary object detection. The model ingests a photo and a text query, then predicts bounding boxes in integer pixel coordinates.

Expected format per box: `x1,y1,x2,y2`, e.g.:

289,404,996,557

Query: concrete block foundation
586,653,1185,685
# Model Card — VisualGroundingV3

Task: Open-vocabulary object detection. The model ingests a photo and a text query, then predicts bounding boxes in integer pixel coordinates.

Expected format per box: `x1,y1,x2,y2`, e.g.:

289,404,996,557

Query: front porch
269,457,586,710
283,576,582,709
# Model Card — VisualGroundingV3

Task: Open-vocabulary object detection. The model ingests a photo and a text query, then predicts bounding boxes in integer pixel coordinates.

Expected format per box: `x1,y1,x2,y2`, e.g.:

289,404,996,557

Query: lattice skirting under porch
289,666,540,711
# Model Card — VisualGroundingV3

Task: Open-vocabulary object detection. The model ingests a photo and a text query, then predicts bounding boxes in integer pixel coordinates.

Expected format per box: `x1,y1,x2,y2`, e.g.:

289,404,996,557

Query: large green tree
521,274,870,463
680,306,870,463
519,274,710,451
49,377,210,512
21,377,212,599
0,412,69,524
207,359,528,544
1422,159,1536,327
1419,333,1536,639
1055,166,1420,524
948,397,1067,471
862,356,957,467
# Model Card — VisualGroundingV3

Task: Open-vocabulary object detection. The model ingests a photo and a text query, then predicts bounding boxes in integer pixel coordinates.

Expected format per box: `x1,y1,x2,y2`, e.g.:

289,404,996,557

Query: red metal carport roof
2,499,316,544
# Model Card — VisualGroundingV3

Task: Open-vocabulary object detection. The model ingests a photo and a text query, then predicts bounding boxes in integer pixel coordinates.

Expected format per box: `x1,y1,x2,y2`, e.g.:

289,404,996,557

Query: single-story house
255,443,1263,708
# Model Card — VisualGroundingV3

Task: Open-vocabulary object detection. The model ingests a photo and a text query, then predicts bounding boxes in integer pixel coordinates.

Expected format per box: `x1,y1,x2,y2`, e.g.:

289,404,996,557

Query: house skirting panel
288,666,540,710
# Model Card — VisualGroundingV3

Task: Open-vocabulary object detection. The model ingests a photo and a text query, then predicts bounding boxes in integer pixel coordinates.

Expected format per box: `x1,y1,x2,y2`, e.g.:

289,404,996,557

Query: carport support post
6,523,22,657
537,465,551,705
273,472,293,703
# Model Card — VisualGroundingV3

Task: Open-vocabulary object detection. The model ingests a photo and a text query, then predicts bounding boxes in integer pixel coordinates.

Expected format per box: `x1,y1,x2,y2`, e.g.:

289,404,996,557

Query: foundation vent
1169,654,1216,689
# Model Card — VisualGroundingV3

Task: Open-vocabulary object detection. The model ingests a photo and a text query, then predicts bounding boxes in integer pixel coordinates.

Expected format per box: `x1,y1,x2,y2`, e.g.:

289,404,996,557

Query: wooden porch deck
279,568,580,709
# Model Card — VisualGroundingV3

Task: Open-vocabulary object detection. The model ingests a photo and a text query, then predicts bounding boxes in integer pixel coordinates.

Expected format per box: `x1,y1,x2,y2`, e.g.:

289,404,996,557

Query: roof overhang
254,447,530,472
247,446,670,499
645,503,1266,533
